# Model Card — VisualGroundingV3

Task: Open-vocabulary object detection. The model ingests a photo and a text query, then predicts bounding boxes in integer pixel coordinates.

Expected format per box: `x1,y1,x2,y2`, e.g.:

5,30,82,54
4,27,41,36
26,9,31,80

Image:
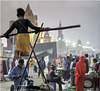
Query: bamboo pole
0,24,81,38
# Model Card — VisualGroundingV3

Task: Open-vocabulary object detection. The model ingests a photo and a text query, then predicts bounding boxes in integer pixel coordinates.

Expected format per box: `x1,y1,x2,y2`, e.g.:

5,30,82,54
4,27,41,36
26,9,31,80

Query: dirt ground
0,69,97,91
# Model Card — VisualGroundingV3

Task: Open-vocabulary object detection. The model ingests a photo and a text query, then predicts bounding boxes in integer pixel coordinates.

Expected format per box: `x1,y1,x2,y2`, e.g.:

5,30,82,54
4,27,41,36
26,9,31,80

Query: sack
10,85,14,91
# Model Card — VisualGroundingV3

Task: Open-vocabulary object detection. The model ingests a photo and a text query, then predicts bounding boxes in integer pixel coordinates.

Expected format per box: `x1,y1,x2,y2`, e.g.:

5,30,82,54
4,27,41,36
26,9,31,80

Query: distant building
76,39,83,56
24,4,38,46
38,32,44,43
24,4,37,25
68,39,83,56
3,21,15,56
77,39,82,46
57,21,67,55
43,31,51,43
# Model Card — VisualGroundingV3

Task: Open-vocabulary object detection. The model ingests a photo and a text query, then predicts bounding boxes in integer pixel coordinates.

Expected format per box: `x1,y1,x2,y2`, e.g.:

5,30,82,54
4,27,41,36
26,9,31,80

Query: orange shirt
74,61,86,78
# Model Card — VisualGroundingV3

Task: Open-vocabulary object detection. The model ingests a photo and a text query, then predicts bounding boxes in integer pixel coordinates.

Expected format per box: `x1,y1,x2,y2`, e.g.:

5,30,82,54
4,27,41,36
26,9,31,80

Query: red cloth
75,77,85,91
74,56,86,91
95,63,98,68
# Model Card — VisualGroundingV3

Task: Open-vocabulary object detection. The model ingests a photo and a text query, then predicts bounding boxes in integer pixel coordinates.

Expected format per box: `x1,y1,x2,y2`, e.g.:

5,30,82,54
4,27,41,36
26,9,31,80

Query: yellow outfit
29,59,36,69
57,64,62,68
91,58,94,66
15,33,30,56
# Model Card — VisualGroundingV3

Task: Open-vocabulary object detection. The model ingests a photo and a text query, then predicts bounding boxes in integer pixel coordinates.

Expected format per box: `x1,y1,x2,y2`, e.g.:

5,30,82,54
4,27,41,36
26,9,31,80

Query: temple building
68,39,83,56
24,4,38,46
43,31,51,43
77,39,82,46
76,39,83,56
57,21,67,55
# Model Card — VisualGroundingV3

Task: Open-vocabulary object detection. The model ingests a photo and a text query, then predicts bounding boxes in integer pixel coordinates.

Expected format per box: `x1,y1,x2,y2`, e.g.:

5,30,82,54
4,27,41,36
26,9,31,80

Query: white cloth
15,60,18,66
70,61,74,69
28,69,34,76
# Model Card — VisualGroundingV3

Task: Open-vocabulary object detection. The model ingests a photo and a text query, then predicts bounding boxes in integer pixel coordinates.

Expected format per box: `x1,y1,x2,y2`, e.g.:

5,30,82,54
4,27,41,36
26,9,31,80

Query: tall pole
17,23,51,91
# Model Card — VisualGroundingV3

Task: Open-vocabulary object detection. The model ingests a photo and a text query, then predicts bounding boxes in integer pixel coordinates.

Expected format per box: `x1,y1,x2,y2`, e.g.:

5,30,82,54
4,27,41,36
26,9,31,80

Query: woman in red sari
74,56,86,91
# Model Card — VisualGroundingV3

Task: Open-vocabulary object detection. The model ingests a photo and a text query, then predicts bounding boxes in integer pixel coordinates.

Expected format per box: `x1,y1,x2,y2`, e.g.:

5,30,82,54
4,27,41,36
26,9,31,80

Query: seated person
48,65,65,91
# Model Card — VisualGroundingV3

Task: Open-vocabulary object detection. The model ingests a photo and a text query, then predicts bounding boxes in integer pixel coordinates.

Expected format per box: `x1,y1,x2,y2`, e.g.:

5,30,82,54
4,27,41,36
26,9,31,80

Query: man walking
38,57,46,77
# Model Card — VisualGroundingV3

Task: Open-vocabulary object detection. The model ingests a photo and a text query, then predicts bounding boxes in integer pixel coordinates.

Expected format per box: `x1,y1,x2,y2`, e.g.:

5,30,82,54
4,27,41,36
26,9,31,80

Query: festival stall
84,71,100,90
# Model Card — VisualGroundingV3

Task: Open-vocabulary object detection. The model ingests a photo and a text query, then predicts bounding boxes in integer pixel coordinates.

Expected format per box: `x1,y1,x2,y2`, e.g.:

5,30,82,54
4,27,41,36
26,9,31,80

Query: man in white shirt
70,58,75,86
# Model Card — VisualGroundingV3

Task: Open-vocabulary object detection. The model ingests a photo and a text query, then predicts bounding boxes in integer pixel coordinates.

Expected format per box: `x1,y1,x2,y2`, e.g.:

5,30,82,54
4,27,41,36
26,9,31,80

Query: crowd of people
2,6,100,91
47,54,100,91
8,53,100,91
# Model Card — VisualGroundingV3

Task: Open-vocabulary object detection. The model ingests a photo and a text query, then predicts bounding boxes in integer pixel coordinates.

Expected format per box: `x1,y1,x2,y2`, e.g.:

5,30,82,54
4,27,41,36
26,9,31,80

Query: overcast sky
0,0,100,52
